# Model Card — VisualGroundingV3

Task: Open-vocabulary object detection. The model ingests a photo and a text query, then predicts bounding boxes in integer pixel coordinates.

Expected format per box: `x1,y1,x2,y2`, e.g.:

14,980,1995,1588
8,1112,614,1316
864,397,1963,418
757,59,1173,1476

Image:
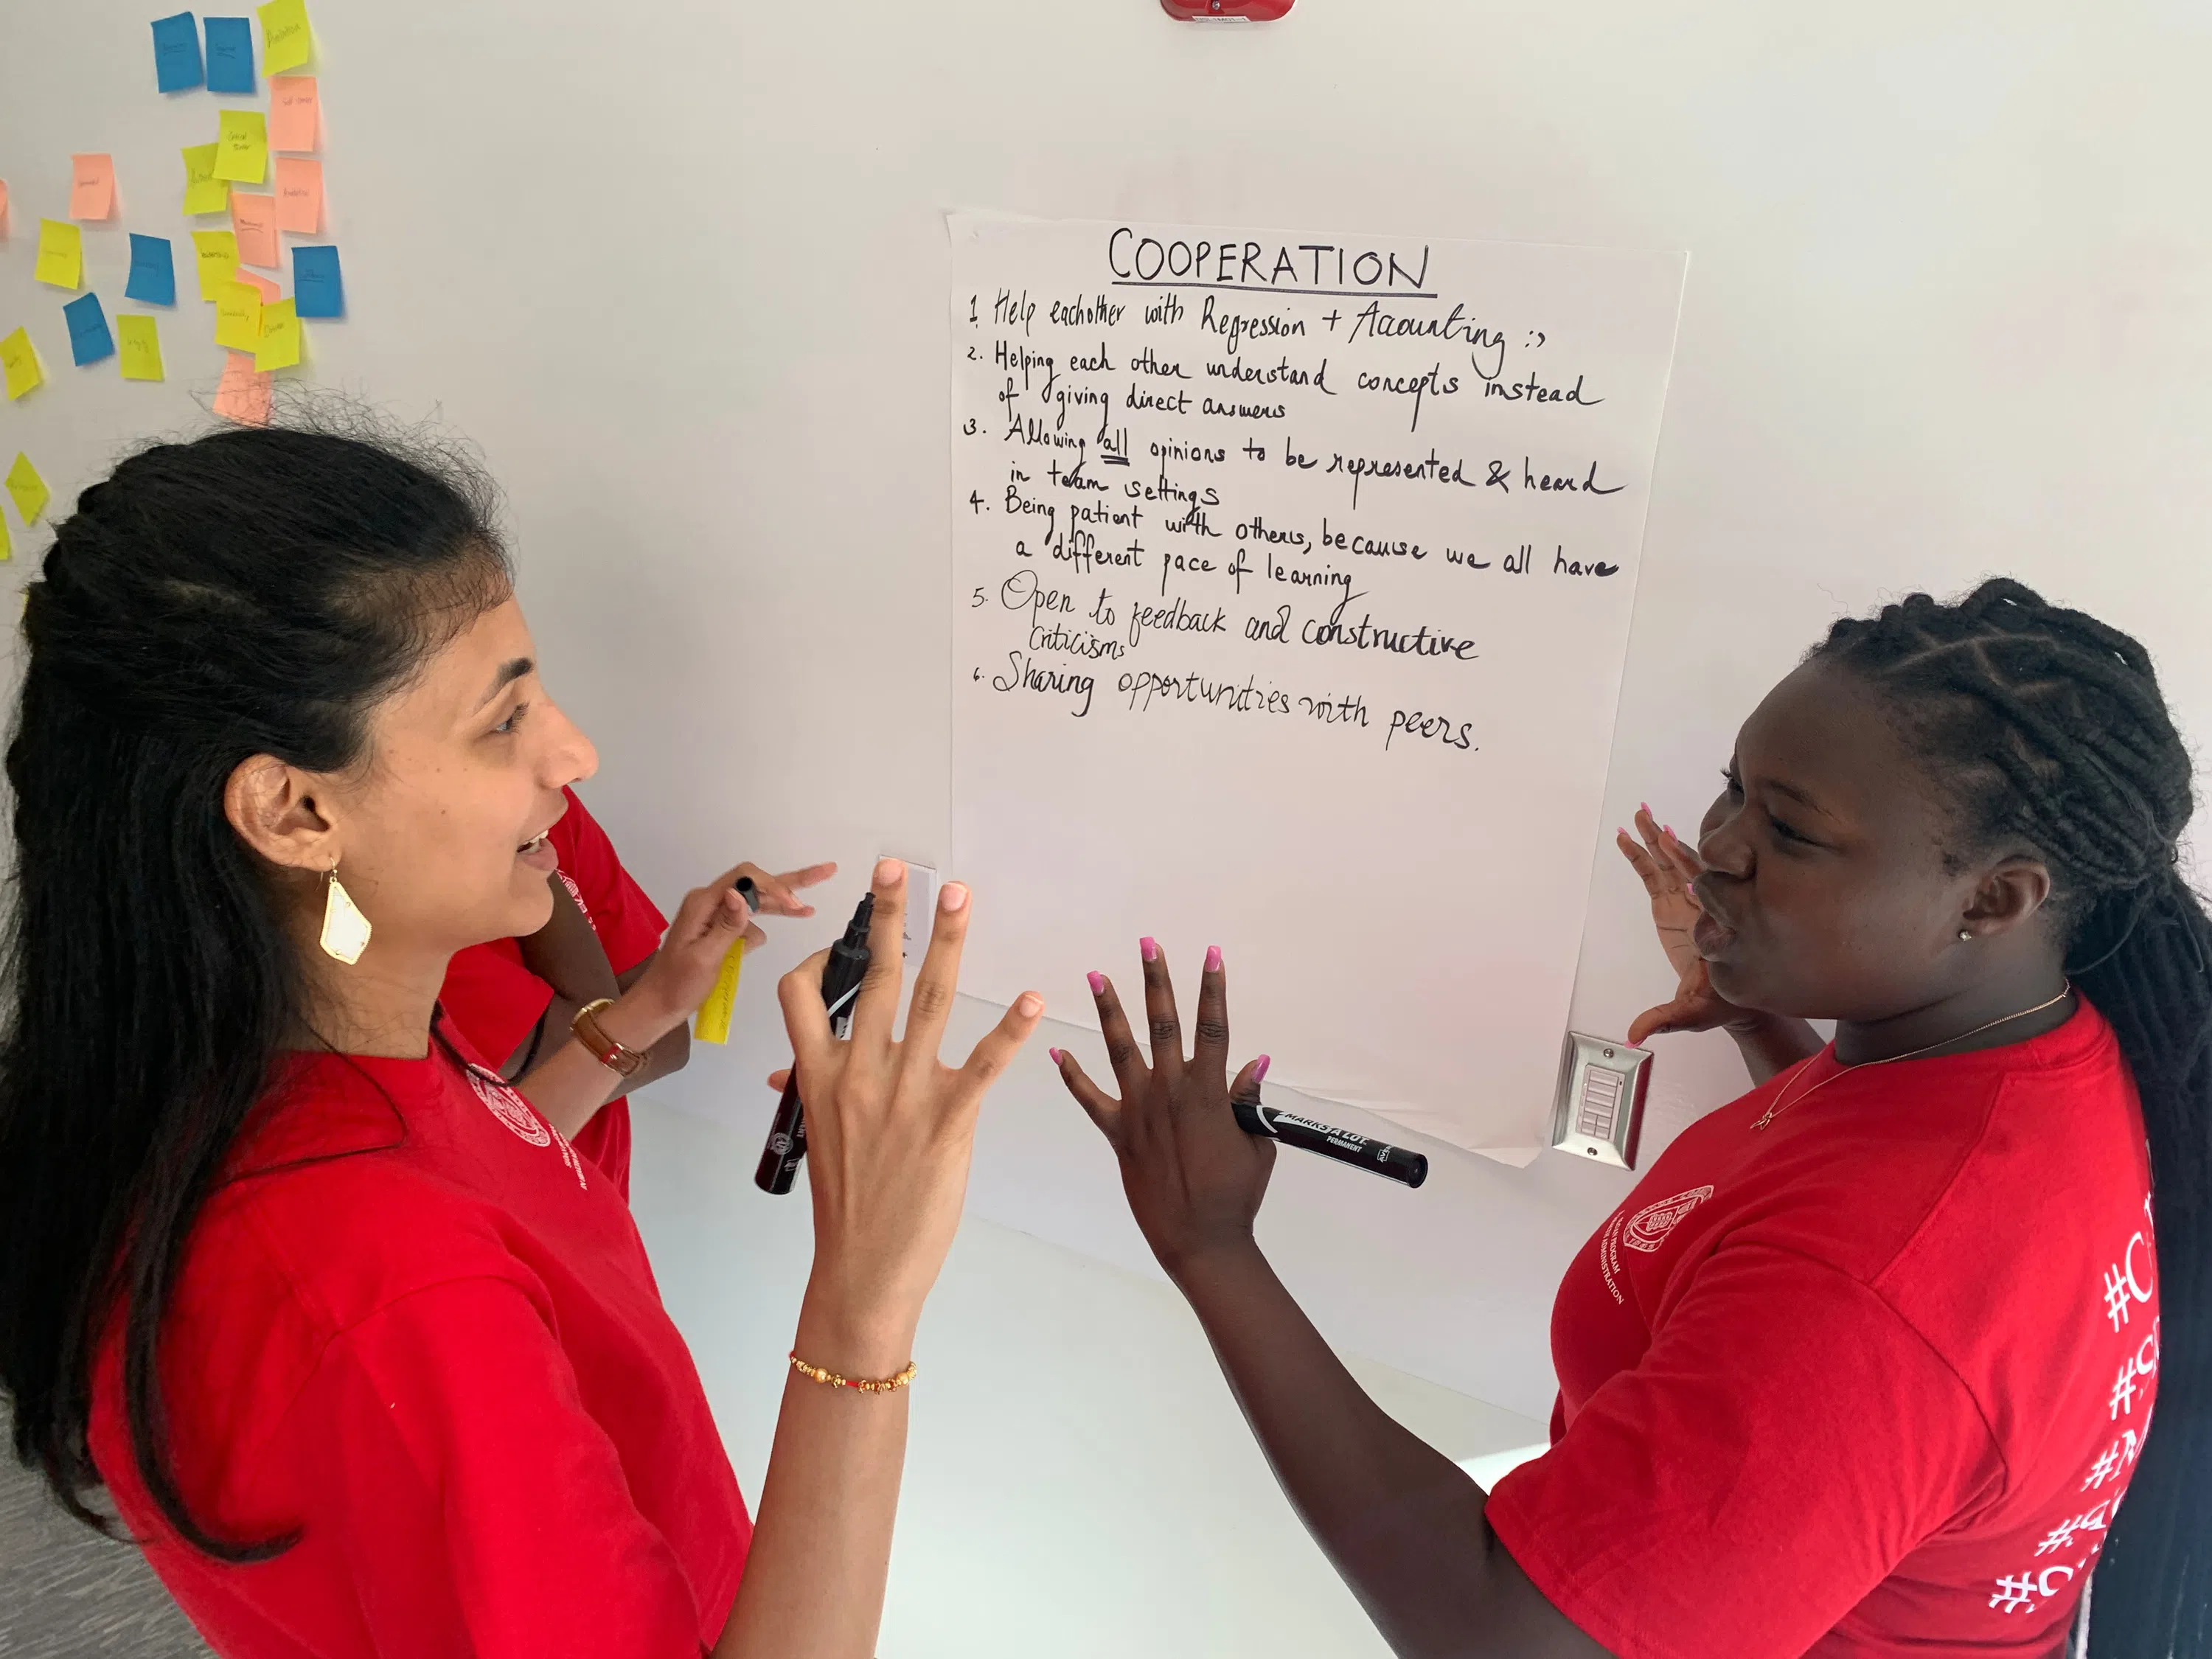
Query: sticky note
0,179,9,229
695,940,744,1044
7,455,51,526
257,0,312,74
270,75,319,152
214,281,263,352
236,267,279,302
1,329,42,401
118,315,164,382
35,220,83,291
63,293,116,367
255,298,301,371
192,229,240,299
230,191,279,266
204,16,254,94
1,512,10,561
125,234,178,306
215,350,271,425
292,244,344,317
153,12,205,91
181,144,229,216
273,157,321,234
70,155,116,221
213,109,268,183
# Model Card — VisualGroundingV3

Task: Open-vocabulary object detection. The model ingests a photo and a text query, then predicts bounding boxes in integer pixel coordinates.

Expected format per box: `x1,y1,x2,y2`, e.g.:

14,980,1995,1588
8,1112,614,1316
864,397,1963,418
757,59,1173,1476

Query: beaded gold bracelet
787,1351,918,1394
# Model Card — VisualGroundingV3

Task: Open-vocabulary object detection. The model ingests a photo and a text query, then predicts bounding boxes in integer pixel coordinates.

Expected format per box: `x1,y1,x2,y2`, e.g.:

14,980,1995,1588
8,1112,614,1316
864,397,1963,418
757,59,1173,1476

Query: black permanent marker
1233,1091,1429,1189
754,892,874,1195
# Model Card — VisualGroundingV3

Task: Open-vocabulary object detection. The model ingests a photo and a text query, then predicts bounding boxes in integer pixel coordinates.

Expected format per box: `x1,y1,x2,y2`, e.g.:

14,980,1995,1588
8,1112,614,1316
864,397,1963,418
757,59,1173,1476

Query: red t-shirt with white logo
439,786,670,1198
88,1023,751,1659
1486,1000,2159,1658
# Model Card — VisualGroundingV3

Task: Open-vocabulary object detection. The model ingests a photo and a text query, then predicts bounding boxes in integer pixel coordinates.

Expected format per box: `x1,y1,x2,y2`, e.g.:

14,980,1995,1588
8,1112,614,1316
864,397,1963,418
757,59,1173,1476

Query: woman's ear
1961,855,2053,939
223,754,338,873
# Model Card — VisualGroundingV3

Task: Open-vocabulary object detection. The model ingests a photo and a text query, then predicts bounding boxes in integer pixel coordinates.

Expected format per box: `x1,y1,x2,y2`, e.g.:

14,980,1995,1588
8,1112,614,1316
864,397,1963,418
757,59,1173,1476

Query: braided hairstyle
0,423,509,1559
1814,578,2208,1657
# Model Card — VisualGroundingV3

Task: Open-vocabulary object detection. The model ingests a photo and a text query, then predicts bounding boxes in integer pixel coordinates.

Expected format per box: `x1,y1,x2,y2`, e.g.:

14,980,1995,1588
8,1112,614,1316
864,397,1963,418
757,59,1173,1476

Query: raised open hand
1615,804,1745,1044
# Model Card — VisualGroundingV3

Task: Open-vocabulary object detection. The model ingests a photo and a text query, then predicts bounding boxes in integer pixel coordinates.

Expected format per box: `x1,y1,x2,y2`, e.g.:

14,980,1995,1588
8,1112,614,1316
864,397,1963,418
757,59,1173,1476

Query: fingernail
1640,801,1651,815
1017,992,1043,1018
940,881,969,912
874,856,903,885
1048,1046,1065,1064
1088,971,1106,995
1140,936,1159,962
1205,945,1222,972
1253,1054,1271,1082
1664,824,1676,838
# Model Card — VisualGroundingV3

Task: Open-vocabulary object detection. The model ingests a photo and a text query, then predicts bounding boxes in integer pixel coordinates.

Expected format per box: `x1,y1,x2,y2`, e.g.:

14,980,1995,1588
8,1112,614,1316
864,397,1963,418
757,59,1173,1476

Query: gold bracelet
787,1350,917,1394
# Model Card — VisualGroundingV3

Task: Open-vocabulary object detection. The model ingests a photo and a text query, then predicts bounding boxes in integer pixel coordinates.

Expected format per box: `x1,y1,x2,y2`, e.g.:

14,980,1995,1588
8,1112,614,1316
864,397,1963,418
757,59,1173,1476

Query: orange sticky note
269,75,319,153
230,191,279,267
215,350,272,425
273,157,321,234
70,154,116,220
236,267,280,302
0,178,10,229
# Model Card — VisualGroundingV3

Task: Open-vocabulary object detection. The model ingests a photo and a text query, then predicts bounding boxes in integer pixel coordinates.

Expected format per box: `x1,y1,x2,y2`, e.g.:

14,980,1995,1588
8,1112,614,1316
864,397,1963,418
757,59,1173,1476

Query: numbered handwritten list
950,215,1686,1157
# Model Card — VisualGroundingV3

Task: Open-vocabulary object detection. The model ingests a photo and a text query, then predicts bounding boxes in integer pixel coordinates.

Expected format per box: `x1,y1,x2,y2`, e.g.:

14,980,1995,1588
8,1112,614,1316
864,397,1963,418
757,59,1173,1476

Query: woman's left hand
1052,944,1273,1282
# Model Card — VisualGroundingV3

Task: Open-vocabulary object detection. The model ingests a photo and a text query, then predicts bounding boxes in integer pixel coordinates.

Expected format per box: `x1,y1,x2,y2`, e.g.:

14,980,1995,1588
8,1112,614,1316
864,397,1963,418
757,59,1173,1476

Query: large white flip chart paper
949,213,1686,1155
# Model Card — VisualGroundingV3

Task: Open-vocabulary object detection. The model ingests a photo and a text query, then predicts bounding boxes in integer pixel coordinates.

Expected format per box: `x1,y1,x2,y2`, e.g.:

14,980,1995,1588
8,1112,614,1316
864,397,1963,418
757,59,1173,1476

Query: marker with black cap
1233,1086,1429,1189
754,891,875,1195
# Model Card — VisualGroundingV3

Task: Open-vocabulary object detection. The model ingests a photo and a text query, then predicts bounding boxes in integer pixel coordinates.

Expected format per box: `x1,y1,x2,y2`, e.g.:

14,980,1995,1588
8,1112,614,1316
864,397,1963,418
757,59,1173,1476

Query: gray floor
0,1423,210,1659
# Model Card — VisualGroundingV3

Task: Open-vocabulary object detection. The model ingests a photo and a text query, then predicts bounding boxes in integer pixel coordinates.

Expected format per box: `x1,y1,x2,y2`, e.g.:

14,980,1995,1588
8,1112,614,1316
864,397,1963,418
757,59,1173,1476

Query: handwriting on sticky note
35,220,83,290
118,316,165,383
255,298,301,372
204,16,254,94
1,330,42,402
153,12,205,92
7,455,52,526
70,155,116,221
291,244,344,318
213,109,268,184
63,294,116,368
274,157,321,234
230,191,279,267
215,350,272,425
192,229,240,299
214,281,263,352
270,75,319,152
126,234,179,307
257,0,312,74
181,144,229,216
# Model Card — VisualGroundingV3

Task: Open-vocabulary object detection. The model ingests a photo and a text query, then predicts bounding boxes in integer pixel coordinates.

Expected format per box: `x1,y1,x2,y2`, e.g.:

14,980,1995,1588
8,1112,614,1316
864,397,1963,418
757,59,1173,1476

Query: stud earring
319,865,372,964
1958,928,1974,942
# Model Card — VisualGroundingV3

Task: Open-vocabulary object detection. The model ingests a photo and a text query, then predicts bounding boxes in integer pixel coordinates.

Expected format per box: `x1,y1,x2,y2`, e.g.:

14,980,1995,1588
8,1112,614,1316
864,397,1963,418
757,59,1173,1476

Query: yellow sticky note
215,282,264,352
181,144,229,216
35,220,83,290
254,298,300,371
192,229,240,299
257,0,313,74
7,454,51,526
1,512,10,562
118,316,164,383
1,328,42,401
214,351,272,425
695,939,745,1045
213,110,268,184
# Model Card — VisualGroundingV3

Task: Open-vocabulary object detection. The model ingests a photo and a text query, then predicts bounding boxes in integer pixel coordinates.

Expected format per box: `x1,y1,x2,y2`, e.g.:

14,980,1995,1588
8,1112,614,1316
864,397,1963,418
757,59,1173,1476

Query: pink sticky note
269,75,320,153
215,351,272,425
236,267,280,302
274,156,321,234
0,178,10,232
230,192,279,268
70,154,116,220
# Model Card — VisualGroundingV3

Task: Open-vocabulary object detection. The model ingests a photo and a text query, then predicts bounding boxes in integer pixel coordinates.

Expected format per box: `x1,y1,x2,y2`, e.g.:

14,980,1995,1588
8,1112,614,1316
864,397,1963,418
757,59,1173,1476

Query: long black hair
1815,579,2209,1657
0,423,510,1559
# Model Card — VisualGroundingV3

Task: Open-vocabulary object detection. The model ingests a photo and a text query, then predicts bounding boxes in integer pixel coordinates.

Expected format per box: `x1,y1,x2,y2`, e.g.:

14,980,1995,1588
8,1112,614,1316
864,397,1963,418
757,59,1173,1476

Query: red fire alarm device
1162,0,1293,17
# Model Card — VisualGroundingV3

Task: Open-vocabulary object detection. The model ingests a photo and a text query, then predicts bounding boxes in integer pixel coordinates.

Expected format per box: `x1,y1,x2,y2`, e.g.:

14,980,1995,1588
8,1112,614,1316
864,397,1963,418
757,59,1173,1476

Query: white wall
5,0,2211,1420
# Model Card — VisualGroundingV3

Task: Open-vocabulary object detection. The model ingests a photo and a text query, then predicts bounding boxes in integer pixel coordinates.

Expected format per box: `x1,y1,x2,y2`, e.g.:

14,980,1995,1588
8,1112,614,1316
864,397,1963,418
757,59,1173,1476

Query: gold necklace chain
1750,981,2075,1133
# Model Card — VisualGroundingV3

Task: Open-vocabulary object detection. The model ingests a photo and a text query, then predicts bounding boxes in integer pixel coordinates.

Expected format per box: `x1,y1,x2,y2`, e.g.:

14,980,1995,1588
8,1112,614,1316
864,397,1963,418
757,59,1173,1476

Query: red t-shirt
88,1023,752,1659
439,787,669,1198
1486,1000,2160,1658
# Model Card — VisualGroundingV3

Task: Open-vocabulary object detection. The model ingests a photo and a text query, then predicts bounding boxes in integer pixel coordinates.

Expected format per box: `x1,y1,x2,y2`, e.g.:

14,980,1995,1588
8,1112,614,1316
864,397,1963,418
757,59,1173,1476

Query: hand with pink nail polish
1052,942,1273,1280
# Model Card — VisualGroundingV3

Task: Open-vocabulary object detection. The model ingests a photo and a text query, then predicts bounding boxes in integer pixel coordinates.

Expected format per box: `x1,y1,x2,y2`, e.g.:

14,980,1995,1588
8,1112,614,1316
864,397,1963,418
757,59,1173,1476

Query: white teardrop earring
319,866,372,964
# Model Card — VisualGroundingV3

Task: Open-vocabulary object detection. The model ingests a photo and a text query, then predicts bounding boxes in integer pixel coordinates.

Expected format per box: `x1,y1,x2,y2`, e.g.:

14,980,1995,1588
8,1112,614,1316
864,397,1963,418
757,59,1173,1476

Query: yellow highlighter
694,875,757,1045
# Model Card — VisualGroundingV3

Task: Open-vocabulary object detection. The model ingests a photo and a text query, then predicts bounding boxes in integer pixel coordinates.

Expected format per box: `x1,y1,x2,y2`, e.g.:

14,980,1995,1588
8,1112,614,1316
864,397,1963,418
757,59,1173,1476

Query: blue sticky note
125,236,179,307
203,15,254,94
63,293,116,367
292,245,344,318
152,12,204,91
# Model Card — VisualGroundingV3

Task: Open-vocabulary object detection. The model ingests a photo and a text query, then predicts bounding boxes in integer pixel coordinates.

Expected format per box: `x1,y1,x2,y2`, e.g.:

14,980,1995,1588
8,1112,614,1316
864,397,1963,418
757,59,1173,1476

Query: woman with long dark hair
1057,580,2206,1656
0,424,1042,1657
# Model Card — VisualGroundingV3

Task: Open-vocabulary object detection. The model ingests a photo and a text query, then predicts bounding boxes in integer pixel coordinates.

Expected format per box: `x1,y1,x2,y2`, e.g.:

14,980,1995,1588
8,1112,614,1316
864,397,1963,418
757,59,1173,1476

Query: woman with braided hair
1057,577,2205,1657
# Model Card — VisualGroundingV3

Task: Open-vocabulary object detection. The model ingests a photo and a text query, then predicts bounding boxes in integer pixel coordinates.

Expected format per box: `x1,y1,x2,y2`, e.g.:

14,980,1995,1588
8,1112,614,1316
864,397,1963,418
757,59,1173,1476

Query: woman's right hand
1615,805,1748,1044
776,859,1041,1369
